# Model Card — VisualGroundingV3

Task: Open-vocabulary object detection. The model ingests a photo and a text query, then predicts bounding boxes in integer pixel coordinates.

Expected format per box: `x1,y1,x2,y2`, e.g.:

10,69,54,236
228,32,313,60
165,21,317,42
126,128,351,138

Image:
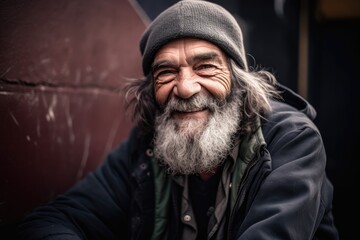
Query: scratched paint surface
0,0,147,227
0,85,132,224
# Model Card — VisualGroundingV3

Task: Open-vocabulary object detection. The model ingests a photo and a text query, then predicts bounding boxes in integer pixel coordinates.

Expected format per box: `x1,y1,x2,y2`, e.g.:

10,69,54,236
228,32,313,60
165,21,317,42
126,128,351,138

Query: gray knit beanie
140,0,248,76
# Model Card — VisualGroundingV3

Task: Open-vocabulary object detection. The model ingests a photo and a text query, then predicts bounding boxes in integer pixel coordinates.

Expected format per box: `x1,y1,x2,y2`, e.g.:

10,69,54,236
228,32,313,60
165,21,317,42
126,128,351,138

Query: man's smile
171,109,209,121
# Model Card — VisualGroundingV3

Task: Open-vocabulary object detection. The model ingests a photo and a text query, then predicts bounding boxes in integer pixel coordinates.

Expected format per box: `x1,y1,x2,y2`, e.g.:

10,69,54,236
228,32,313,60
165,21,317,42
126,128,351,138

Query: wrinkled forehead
153,38,228,62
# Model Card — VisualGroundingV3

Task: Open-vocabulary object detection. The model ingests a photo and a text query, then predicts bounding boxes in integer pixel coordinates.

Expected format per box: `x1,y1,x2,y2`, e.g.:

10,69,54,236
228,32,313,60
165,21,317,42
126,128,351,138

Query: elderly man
18,0,339,239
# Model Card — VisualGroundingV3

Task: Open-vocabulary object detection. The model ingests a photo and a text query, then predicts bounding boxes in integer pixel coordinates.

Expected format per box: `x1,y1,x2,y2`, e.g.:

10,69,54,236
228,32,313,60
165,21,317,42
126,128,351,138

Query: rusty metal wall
0,0,147,230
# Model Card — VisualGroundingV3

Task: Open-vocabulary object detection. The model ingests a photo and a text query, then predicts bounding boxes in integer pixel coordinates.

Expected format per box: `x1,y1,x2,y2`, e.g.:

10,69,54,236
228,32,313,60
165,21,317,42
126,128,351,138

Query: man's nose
173,69,201,99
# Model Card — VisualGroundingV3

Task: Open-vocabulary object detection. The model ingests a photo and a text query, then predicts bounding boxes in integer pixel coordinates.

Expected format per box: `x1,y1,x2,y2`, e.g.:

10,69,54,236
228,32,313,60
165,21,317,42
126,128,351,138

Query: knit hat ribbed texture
140,0,248,76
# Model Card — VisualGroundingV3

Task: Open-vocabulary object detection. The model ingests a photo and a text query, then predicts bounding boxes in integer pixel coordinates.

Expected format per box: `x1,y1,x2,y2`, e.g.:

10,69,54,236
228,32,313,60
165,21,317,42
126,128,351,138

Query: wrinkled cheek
155,86,172,106
207,73,231,100
219,75,232,95
205,83,230,101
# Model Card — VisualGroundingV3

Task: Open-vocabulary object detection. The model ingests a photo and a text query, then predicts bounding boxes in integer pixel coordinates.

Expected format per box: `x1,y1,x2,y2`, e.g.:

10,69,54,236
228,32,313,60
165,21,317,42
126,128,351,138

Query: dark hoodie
17,84,339,240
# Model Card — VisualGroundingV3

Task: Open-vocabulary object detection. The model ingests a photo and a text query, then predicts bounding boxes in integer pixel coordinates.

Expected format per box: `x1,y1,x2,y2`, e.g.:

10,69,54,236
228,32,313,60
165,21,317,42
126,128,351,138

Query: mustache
163,93,226,114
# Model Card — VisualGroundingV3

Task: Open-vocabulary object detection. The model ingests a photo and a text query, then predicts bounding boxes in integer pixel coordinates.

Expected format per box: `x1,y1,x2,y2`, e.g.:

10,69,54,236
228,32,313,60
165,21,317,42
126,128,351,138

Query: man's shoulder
262,99,321,141
266,99,318,127
106,127,153,166
115,127,153,150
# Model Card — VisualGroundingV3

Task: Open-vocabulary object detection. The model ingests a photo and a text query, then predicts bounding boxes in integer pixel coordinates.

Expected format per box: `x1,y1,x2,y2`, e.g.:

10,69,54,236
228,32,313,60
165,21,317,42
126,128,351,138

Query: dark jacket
17,85,339,240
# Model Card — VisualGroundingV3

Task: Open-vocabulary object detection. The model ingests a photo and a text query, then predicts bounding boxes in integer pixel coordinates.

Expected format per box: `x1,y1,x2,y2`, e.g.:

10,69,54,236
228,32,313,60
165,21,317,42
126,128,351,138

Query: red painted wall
0,0,147,228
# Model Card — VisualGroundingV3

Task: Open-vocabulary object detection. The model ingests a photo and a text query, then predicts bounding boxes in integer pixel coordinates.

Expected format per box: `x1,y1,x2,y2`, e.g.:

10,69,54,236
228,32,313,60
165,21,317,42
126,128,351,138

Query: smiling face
152,38,231,130
152,39,241,174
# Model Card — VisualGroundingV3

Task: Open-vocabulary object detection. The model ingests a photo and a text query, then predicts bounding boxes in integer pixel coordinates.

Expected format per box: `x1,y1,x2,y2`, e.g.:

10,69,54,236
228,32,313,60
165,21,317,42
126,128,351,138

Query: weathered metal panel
0,0,146,226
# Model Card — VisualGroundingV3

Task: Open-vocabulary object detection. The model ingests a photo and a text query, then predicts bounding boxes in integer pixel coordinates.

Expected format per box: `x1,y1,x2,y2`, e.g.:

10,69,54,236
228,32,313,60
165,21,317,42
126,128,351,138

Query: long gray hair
122,59,280,135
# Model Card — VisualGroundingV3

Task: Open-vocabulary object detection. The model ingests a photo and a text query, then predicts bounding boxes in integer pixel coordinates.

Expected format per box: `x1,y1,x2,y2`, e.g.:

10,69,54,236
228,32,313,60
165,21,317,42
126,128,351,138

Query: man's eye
154,70,176,79
158,70,175,75
196,64,215,70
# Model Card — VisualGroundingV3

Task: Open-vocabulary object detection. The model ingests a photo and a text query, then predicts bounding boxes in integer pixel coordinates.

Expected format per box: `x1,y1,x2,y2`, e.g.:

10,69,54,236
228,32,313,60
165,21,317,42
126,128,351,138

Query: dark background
1,0,359,239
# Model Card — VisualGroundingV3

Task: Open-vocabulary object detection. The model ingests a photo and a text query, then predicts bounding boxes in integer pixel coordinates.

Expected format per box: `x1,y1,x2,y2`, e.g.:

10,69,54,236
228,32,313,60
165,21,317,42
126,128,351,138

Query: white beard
153,92,241,175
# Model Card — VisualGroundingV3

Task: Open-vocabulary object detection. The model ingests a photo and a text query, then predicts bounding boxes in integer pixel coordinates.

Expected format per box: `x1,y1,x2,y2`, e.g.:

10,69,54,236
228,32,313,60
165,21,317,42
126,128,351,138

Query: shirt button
146,148,154,157
183,214,192,222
